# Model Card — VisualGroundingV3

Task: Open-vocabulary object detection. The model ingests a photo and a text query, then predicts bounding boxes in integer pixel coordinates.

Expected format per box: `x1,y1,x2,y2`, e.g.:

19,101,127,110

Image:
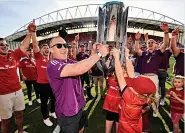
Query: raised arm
60,44,108,77
135,32,142,56
144,33,149,42
31,32,39,53
124,47,135,78
112,48,126,90
170,28,180,57
160,23,170,53
72,33,79,59
19,33,31,53
26,21,39,53
12,25,33,59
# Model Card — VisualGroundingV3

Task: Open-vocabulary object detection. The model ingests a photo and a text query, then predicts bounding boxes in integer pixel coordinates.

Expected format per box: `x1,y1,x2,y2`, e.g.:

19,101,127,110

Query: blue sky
0,0,184,37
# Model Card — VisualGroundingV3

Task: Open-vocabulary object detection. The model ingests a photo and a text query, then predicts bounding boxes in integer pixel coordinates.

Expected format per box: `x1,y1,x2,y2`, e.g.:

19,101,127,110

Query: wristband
125,56,129,60
108,57,112,60
97,52,102,58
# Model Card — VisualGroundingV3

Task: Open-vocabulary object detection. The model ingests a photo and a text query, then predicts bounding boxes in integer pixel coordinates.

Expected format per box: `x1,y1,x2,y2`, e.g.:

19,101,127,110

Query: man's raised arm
144,33,149,42
171,28,180,57
31,32,39,53
72,33,79,59
160,23,170,53
134,32,142,56
60,44,108,77
124,47,135,78
19,33,31,53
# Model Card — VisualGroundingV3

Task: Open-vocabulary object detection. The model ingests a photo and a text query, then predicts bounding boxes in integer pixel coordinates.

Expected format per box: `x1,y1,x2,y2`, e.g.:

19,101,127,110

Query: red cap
125,76,156,95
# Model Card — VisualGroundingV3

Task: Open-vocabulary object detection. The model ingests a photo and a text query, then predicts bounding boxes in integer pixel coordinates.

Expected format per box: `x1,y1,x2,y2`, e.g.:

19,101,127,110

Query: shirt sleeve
47,59,67,79
174,52,183,60
12,48,25,61
34,52,42,60
156,49,163,56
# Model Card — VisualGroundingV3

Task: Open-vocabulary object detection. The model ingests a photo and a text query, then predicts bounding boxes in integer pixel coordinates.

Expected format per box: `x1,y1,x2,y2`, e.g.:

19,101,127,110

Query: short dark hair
39,43,49,49
0,38,5,41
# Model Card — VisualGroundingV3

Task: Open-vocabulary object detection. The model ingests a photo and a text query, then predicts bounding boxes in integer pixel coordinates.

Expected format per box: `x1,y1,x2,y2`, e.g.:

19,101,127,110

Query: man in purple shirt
171,28,184,77
134,23,170,117
47,37,108,133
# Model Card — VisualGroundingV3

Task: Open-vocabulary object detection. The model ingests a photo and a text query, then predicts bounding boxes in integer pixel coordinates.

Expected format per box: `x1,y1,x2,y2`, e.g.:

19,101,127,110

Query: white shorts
0,89,25,119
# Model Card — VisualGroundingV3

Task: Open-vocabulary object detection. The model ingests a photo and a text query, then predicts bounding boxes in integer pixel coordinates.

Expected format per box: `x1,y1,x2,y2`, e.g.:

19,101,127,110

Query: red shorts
171,112,183,124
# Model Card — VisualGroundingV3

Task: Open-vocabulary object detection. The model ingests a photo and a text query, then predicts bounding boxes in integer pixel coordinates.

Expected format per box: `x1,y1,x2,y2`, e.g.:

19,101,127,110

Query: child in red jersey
103,73,120,133
112,47,156,133
166,75,184,133
103,46,138,133
103,49,120,133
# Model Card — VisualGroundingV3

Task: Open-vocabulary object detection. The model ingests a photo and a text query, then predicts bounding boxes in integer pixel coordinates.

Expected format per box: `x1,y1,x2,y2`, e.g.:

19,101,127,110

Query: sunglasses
0,43,9,47
51,43,68,49
148,41,156,45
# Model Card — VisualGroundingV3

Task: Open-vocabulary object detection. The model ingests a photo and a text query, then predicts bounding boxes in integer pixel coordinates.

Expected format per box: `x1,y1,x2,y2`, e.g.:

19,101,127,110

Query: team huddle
0,22,184,133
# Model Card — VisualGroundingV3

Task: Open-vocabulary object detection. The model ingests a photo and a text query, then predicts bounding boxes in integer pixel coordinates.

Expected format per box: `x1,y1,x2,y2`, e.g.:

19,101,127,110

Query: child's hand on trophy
112,48,120,59
124,46,130,58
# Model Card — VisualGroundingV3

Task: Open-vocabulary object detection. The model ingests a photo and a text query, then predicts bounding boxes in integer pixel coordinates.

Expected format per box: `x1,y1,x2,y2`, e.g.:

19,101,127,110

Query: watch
108,57,112,60
97,52,102,57
125,56,129,60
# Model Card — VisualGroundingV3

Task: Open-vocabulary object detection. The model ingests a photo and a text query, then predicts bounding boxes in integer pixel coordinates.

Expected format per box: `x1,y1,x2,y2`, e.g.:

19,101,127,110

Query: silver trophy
97,1,129,63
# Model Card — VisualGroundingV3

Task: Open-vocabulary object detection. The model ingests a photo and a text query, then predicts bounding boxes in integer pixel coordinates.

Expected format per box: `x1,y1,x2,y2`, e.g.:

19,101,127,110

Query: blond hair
172,75,185,88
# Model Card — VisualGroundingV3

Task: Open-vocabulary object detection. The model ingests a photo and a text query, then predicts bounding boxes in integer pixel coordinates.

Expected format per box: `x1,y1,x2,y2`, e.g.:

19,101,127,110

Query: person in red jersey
30,25,56,127
19,49,40,106
103,47,135,133
166,75,184,133
112,48,156,133
0,23,33,133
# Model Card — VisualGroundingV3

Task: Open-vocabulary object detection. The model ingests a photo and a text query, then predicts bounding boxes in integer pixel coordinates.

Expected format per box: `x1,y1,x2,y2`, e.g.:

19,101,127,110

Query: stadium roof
5,4,184,42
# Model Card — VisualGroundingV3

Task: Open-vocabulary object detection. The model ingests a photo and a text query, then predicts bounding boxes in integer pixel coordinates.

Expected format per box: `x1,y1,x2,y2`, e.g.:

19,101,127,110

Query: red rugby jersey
167,88,184,114
19,57,37,81
103,75,121,113
0,48,24,95
34,52,49,83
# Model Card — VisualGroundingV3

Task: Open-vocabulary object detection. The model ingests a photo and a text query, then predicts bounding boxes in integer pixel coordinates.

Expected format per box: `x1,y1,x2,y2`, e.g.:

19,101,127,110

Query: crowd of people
0,21,184,133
